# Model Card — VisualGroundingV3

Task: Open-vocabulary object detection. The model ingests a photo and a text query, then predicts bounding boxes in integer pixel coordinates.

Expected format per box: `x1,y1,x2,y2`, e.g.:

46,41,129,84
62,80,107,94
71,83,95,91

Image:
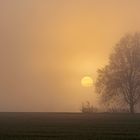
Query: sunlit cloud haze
1,0,140,112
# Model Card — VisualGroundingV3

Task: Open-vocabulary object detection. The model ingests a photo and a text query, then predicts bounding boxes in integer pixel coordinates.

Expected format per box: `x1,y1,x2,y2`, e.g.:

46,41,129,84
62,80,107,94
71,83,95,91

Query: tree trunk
129,103,135,114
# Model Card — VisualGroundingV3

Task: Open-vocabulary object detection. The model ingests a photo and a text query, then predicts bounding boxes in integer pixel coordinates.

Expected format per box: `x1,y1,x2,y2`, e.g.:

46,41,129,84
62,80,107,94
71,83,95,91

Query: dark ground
0,113,140,140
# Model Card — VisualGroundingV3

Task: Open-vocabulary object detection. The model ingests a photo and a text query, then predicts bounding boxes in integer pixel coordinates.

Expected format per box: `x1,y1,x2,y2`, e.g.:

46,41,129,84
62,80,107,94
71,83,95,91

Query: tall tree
95,33,140,113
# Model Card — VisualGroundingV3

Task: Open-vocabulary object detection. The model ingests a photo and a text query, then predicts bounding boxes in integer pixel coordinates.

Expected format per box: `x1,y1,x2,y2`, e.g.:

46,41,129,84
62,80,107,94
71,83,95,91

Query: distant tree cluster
95,33,140,114
81,101,98,113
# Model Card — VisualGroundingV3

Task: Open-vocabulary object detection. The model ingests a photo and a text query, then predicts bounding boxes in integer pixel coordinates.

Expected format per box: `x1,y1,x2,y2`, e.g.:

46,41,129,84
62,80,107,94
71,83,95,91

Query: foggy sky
1,0,140,112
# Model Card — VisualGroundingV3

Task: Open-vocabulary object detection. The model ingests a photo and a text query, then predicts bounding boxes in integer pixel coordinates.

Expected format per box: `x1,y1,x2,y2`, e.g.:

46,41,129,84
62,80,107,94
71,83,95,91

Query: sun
81,76,93,87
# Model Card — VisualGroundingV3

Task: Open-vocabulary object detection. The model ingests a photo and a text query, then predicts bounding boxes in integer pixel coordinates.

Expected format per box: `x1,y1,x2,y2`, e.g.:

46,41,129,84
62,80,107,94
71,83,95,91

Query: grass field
0,113,140,140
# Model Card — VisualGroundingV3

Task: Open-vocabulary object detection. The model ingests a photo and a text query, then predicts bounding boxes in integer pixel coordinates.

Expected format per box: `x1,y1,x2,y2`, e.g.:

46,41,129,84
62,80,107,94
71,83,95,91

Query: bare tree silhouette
95,33,140,113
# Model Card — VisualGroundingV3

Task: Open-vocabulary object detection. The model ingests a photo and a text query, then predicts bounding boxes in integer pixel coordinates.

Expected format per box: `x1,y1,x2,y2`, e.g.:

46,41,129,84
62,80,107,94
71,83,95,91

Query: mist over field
1,1,140,140
1,0,140,112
